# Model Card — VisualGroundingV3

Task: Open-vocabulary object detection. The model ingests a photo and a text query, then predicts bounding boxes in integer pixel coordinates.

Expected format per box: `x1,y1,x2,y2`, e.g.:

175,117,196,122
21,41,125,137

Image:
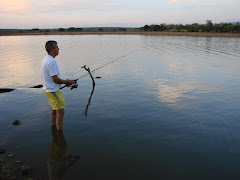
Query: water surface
0,35,240,179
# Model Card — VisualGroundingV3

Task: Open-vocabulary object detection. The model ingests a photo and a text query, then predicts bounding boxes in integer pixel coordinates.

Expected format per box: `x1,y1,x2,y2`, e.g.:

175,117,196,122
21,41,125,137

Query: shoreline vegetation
1,21,240,37
1,31,240,38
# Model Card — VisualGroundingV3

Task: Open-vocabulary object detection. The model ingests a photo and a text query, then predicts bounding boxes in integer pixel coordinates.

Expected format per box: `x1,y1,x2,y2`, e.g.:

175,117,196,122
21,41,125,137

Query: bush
58,28,65,32
31,28,40,31
67,27,83,32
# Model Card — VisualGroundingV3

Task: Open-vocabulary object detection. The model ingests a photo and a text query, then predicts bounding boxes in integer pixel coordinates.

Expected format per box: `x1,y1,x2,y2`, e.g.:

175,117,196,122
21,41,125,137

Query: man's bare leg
50,107,56,125
56,108,65,130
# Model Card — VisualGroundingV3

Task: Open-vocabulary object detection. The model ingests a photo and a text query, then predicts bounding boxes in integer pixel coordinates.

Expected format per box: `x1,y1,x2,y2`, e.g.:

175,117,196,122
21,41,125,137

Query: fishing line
60,49,138,89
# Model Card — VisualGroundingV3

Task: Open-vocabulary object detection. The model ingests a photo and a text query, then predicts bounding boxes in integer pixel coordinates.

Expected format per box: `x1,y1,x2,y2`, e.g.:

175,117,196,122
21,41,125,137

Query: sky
0,0,239,29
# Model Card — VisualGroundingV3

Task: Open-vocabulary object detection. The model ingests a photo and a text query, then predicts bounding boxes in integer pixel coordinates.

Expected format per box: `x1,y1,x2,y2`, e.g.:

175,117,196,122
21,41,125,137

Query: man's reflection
47,126,80,180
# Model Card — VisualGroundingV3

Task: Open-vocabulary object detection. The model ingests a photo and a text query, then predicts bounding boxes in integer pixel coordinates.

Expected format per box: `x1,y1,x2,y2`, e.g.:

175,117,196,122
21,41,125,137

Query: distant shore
1,31,240,38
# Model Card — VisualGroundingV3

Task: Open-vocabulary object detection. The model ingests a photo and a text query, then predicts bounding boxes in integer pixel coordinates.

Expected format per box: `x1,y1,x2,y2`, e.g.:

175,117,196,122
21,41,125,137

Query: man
41,40,75,131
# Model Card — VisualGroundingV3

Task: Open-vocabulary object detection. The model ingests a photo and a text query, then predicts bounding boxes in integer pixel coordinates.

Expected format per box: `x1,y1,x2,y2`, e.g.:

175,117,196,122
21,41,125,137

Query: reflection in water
84,82,95,116
0,36,43,88
47,126,80,180
157,82,195,105
156,80,218,108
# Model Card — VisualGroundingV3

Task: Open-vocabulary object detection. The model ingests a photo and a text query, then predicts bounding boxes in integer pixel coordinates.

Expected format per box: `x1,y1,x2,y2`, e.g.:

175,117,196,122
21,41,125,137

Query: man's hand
66,80,75,86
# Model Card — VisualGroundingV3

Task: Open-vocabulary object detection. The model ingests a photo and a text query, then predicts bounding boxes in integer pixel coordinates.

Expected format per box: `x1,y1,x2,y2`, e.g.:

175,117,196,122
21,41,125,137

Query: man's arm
52,75,75,86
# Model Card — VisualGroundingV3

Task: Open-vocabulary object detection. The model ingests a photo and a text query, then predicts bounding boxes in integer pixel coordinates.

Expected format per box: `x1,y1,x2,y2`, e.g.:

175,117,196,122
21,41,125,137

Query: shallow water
0,35,240,179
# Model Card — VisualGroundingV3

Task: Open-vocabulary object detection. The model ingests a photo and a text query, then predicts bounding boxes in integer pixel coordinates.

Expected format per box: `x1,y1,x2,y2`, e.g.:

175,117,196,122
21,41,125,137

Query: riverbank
1,31,240,37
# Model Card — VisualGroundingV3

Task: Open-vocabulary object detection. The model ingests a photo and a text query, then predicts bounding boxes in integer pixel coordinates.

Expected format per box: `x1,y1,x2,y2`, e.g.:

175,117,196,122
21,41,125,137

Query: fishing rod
60,50,138,90
0,50,138,93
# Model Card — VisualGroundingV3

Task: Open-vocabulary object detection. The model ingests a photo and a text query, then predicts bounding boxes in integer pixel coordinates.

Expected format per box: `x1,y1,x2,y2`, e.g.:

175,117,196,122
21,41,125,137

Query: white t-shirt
41,55,62,92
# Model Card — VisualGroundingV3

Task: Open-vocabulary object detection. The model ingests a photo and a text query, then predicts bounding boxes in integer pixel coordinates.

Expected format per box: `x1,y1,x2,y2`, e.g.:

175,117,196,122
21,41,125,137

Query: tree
192,23,202,32
204,21,213,32
149,24,161,31
234,23,240,33
67,27,83,32
176,24,185,31
224,24,234,33
58,28,65,32
67,27,75,32
31,28,40,31
143,25,151,31
166,24,177,31
159,23,167,31
118,28,126,31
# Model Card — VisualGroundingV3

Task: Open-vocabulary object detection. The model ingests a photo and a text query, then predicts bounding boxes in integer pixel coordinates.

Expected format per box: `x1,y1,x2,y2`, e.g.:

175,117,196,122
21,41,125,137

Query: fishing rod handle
60,79,78,90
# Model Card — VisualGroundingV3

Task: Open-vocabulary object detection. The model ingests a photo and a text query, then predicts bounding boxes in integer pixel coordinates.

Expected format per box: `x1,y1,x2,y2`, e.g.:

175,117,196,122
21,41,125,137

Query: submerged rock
0,164,16,180
0,147,5,154
12,120,21,126
21,165,31,176
8,154,14,158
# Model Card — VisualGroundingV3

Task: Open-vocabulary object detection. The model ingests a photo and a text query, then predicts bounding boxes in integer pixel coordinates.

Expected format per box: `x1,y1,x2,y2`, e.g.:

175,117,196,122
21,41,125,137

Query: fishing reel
70,80,78,90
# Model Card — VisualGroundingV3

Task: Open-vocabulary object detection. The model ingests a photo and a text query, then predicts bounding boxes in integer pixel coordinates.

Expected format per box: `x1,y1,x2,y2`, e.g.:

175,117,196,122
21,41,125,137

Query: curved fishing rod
60,49,138,90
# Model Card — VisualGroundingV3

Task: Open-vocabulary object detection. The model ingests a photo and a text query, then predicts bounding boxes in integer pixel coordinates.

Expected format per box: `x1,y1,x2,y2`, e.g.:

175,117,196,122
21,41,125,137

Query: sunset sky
0,0,239,28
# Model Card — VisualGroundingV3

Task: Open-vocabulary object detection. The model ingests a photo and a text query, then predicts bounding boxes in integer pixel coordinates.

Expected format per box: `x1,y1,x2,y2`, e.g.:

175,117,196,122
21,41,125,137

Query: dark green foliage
58,28,65,32
185,23,203,32
140,22,240,33
67,27,83,32
31,28,40,31
118,28,126,31
143,25,151,31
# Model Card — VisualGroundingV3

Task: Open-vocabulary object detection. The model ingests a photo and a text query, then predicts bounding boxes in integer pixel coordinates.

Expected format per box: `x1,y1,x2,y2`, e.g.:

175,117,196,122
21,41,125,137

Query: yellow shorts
45,91,66,110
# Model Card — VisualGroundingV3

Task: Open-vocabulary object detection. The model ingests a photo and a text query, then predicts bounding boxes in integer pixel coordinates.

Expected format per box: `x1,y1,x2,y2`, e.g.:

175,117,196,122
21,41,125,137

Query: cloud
0,0,115,14
0,0,30,12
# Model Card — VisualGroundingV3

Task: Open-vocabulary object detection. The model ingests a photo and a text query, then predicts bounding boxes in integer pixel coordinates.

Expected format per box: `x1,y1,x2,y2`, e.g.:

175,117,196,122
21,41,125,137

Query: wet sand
1,31,240,37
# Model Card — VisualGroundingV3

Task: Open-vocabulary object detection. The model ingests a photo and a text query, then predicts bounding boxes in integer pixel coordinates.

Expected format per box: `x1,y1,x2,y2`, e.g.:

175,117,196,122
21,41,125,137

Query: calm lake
0,35,240,179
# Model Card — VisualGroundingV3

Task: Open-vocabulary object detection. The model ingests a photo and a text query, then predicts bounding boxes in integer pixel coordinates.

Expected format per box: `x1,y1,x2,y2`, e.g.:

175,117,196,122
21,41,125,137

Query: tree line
15,22,240,34
140,22,240,33
58,27,127,32
16,27,128,33
58,27,83,32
